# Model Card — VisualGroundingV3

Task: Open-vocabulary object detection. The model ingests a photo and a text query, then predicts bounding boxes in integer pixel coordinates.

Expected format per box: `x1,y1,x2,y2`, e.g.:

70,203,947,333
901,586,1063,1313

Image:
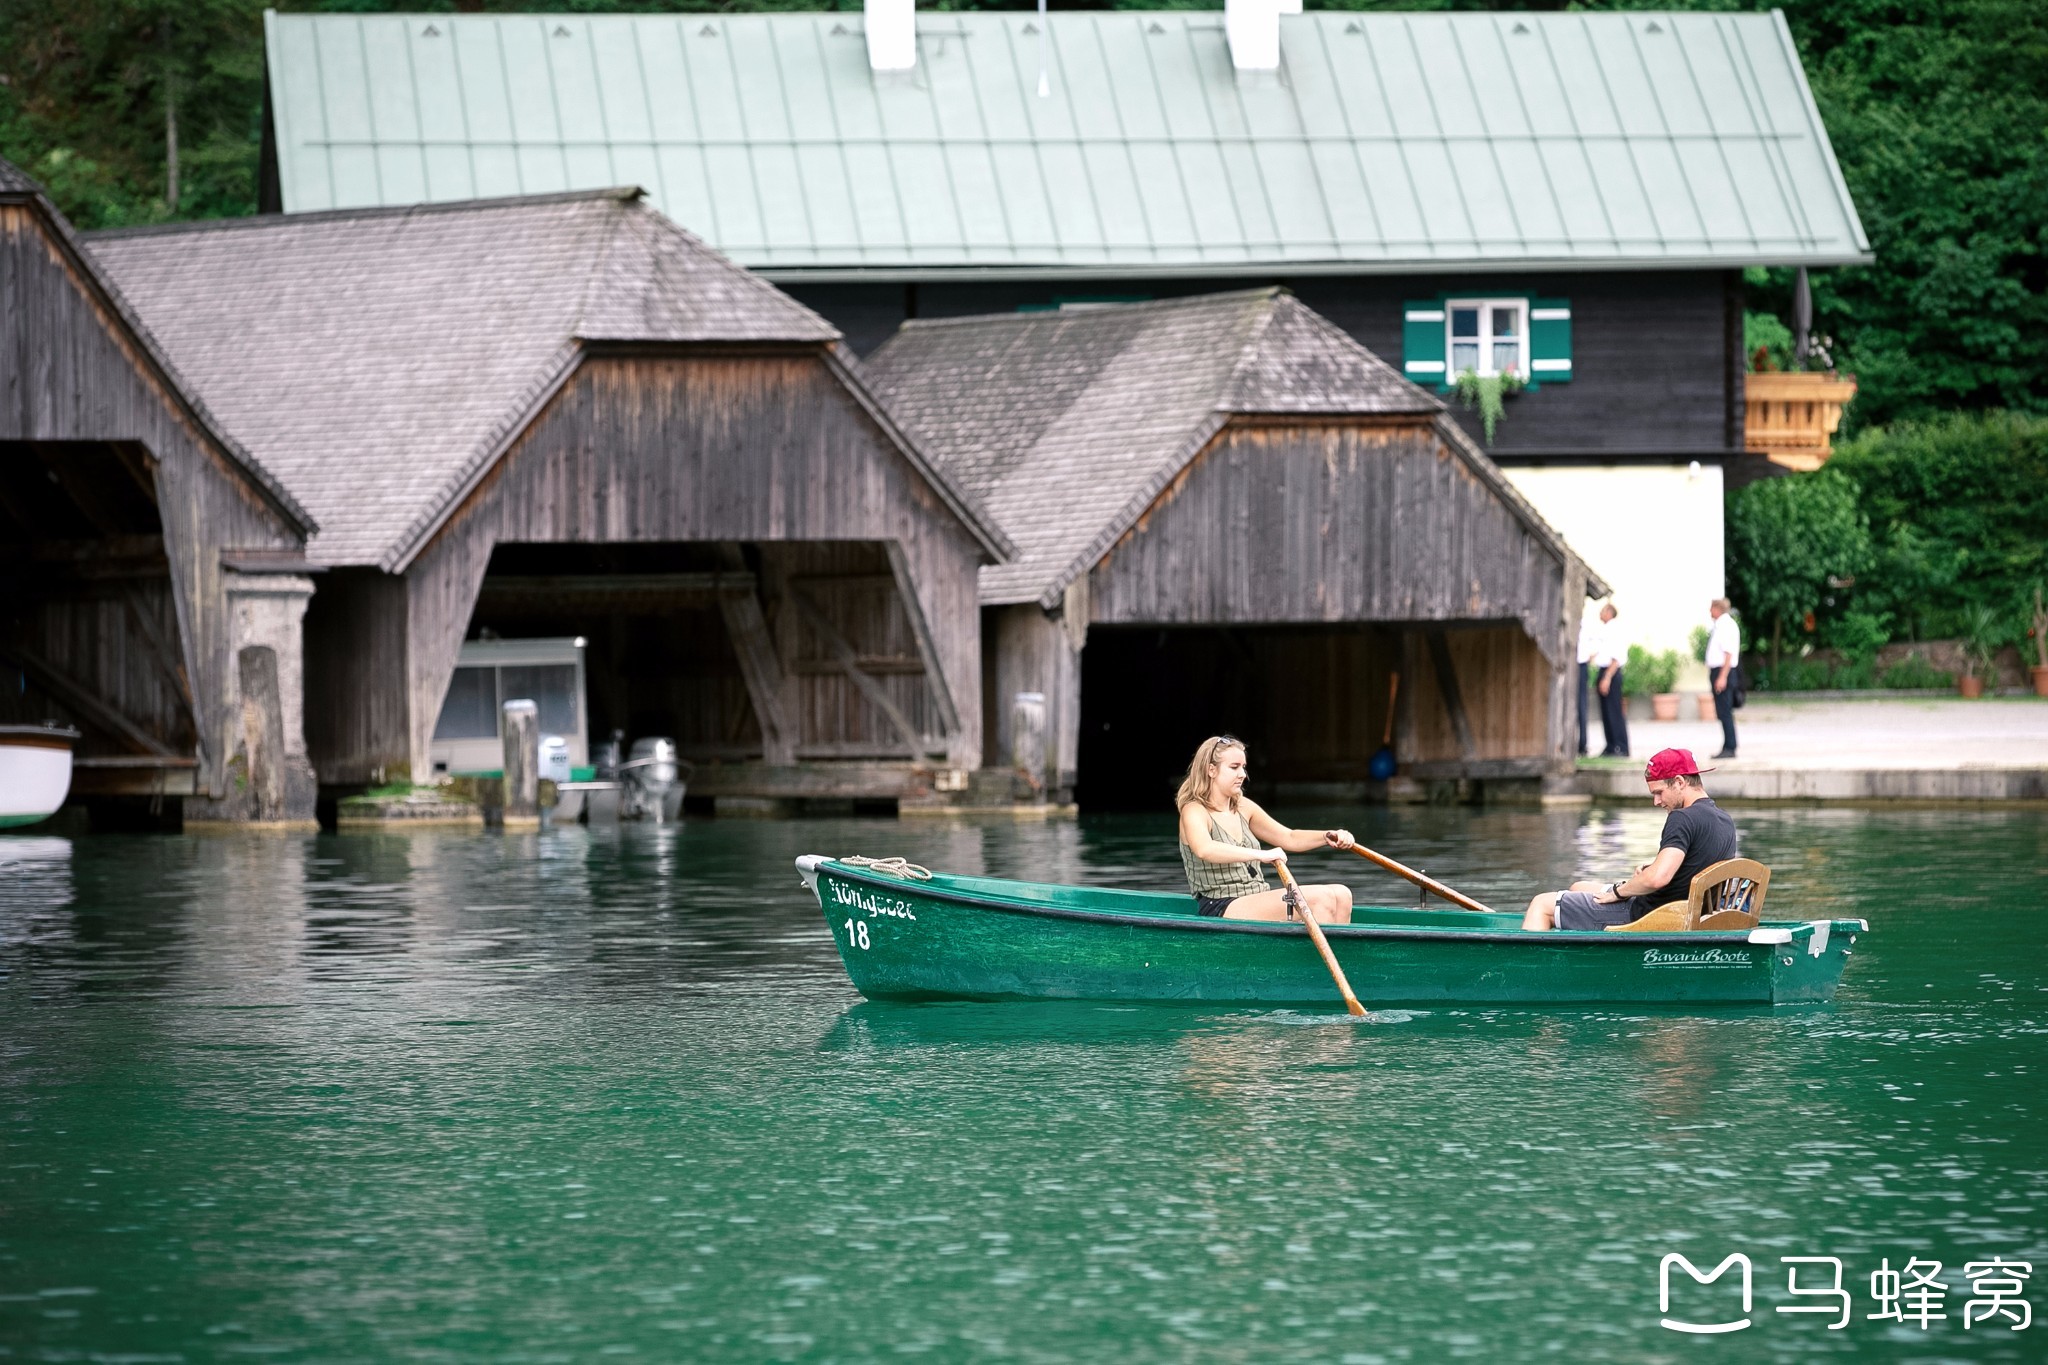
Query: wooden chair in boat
1606,858,1772,933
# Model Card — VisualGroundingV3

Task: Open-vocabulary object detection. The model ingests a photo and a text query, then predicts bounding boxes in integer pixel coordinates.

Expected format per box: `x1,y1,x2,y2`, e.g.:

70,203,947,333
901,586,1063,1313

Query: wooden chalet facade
866,291,1606,803
1,158,319,826
85,189,1010,812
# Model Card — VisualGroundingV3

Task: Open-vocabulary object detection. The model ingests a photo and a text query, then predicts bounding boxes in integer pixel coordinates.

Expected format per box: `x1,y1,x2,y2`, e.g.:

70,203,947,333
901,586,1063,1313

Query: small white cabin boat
0,724,79,829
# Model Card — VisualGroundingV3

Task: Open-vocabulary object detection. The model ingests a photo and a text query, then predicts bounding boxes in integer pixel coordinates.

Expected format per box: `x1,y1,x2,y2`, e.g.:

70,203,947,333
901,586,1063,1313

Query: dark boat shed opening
868,290,1605,809
1,158,317,827
87,189,1010,815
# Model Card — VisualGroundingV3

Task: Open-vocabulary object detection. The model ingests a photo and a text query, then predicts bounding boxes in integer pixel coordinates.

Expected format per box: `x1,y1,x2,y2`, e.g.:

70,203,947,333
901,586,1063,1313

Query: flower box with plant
1451,368,1525,445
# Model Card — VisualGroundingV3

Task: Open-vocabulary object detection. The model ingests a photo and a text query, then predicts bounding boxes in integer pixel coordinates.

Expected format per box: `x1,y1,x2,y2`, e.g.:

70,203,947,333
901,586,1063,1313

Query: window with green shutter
1402,294,1572,388
1402,302,1447,382
1530,299,1572,381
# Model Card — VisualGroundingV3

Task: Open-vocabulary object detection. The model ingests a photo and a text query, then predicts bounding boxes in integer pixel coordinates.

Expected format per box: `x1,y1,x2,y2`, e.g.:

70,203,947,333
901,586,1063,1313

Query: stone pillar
187,571,317,828
501,698,539,828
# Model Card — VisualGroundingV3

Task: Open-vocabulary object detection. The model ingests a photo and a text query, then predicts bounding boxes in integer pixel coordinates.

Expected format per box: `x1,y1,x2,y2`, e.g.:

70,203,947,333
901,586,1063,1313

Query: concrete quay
1575,695,2048,803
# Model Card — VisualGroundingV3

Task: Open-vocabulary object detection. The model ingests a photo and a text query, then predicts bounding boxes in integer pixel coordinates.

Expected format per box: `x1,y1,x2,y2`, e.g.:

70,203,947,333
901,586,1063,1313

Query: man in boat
1176,735,1356,923
1520,748,1738,931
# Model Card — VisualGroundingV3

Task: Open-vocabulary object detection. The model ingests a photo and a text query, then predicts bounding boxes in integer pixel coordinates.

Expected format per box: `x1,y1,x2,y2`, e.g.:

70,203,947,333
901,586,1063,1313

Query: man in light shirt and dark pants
1705,598,1742,759
1593,603,1628,758
1576,612,1599,756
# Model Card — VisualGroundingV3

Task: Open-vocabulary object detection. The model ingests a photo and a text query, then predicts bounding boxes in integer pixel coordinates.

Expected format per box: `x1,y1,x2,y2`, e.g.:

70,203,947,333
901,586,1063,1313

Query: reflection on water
2,807,2045,1363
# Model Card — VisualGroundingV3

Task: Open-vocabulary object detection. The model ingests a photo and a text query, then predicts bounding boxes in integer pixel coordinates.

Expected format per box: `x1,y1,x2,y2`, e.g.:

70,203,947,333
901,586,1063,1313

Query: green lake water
3,805,2045,1362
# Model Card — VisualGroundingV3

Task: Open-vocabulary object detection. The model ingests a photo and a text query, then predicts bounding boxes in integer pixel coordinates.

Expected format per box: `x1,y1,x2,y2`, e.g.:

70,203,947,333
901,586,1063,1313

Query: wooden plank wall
398,352,986,780
1089,420,1567,654
302,568,411,785
0,203,302,794
1398,624,1554,769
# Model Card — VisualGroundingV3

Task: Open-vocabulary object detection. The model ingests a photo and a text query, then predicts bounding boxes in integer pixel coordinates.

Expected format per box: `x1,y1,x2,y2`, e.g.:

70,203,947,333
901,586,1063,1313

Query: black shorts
1194,895,1238,918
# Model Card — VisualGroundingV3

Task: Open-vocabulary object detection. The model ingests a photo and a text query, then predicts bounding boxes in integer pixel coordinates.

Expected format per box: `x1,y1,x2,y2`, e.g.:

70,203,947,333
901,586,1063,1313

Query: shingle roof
0,157,314,537
264,9,1870,277
85,190,843,569
863,289,1442,606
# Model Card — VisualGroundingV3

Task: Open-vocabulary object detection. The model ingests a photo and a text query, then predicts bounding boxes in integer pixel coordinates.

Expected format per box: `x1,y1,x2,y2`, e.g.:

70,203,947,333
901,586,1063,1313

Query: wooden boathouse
1,157,319,826
865,290,1606,806
85,188,1010,813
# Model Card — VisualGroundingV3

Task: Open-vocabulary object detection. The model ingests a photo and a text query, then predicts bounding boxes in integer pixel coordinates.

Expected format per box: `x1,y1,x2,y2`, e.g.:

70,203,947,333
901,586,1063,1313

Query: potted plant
1958,605,2004,699
1627,645,1684,721
2032,585,2048,698
1690,625,1718,720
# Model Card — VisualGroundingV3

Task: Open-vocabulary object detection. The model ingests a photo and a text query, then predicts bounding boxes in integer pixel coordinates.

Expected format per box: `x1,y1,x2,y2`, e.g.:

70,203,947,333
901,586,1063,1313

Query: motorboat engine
622,737,689,822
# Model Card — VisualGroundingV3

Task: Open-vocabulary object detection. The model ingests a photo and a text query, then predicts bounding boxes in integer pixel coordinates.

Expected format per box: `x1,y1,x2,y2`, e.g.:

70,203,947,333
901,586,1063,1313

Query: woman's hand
1323,828,1356,850
1261,847,1290,865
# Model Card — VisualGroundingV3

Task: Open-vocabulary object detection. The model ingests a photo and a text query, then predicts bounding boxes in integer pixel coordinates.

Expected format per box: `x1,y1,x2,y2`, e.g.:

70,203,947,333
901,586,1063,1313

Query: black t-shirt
1629,797,1739,920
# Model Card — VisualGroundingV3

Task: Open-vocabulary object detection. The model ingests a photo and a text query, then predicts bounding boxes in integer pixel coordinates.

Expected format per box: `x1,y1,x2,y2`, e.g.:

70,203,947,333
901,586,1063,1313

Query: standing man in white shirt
1576,611,1599,756
1705,598,1742,758
1593,603,1629,758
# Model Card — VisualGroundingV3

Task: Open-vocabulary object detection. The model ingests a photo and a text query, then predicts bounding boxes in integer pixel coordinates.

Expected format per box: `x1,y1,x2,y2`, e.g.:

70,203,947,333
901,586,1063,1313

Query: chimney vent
1226,0,1280,72
866,0,916,72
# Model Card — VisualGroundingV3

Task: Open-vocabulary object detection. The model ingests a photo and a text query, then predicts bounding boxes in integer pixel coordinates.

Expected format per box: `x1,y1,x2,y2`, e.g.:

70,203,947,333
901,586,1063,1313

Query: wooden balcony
1744,371,1858,471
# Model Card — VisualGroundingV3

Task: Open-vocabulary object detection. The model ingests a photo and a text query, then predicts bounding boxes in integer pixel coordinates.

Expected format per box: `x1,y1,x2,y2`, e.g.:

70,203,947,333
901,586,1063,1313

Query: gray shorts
1555,889,1633,931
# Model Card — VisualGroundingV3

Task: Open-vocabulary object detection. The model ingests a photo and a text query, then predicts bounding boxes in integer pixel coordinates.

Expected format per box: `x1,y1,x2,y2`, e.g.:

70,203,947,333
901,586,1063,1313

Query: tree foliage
1725,468,1872,674
1824,411,2048,644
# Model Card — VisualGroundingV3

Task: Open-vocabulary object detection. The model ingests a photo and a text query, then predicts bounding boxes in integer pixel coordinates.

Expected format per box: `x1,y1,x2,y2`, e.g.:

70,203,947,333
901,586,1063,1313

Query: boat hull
802,858,1862,1009
0,730,75,829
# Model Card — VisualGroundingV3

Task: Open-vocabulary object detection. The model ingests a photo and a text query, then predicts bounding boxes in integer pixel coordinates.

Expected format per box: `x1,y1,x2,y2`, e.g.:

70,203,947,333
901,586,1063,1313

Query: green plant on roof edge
1451,369,1525,444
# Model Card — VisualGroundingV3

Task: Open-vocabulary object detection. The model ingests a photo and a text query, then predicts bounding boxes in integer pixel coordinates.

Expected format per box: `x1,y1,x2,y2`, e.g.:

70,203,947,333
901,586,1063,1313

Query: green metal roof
264,8,1869,280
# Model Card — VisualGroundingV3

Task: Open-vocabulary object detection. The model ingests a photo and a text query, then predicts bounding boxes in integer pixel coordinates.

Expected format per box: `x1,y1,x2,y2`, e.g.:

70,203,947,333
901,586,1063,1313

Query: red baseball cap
1645,748,1714,781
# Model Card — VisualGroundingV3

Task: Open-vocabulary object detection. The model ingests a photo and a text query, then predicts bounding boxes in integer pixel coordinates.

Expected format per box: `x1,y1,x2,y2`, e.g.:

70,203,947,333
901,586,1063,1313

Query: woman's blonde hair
1175,735,1246,812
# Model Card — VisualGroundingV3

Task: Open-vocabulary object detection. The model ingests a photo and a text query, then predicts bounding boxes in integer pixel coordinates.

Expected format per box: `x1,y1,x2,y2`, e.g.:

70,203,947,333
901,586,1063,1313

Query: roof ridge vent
867,0,916,71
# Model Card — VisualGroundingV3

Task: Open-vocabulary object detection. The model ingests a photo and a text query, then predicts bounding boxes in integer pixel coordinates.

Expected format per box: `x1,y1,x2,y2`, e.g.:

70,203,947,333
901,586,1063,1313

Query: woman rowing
1176,735,1356,923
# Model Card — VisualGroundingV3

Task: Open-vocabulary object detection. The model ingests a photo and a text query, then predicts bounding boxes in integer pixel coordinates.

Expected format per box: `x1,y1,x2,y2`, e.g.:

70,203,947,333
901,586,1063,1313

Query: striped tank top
1179,807,1270,900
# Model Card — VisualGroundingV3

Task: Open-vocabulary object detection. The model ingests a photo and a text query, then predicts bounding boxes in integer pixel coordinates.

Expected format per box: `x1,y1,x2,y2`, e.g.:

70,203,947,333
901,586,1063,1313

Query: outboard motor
623,736,688,822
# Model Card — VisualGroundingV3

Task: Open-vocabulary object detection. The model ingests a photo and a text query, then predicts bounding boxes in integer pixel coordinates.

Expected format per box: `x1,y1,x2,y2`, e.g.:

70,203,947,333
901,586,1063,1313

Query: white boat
0,724,79,829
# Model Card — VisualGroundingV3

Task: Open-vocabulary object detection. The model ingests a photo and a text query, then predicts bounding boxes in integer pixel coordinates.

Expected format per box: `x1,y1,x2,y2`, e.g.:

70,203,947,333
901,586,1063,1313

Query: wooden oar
1272,856,1367,1017
1347,844,1496,915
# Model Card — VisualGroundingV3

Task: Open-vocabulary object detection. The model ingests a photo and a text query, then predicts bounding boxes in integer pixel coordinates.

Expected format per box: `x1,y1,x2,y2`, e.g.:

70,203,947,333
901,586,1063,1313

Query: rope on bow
840,855,934,881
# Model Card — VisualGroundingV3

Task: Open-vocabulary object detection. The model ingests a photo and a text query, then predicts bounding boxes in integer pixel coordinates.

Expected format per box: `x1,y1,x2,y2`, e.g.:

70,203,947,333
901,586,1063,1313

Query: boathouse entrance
2,160,318,828
1077,621,1563,809
455,539,963,806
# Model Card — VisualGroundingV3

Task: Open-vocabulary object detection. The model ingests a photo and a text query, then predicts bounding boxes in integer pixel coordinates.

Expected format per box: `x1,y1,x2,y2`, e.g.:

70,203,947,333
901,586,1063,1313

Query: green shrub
1726,468,1872,683
1744,311,1796,373
1624,645,1682,696
1689,625,1712,663
1877,654,1955,689
1825,412,2048,641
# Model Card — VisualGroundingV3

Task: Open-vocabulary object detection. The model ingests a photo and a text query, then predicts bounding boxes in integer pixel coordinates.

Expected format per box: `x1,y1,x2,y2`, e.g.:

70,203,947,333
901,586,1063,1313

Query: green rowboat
799,856,1865,1008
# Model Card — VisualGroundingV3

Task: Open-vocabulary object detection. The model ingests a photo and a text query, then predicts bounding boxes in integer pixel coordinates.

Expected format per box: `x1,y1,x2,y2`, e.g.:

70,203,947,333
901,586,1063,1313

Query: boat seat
1605,858,1771,933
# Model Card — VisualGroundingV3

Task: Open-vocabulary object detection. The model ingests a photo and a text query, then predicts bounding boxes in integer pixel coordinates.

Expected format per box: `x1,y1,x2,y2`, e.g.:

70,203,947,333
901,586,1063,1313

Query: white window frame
1444,298,1529,380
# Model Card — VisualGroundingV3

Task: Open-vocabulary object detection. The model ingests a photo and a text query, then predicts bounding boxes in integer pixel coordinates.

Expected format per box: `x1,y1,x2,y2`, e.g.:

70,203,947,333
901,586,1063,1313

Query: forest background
3,0,2044,682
